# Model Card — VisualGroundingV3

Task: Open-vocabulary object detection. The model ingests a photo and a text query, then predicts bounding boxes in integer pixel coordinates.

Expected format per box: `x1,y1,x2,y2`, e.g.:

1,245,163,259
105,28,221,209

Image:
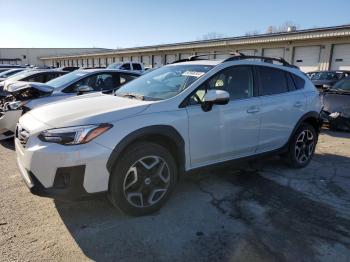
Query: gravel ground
1,130,350,262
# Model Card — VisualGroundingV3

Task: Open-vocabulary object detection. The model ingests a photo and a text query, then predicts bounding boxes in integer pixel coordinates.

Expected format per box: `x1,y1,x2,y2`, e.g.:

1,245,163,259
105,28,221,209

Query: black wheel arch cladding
106,125,186,175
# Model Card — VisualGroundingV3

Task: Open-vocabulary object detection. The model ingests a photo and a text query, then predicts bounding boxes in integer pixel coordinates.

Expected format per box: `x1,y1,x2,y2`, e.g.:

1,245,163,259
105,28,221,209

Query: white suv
107,61,145,73
15,54,321,216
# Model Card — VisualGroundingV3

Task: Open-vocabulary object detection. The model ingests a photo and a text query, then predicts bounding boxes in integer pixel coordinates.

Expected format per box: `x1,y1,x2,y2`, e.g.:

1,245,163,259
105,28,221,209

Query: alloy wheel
123,156,171,208
295,129,315,164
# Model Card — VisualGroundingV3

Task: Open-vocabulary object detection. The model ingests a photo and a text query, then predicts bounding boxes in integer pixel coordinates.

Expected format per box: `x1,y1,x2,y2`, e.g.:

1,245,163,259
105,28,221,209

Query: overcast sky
1,0,349,49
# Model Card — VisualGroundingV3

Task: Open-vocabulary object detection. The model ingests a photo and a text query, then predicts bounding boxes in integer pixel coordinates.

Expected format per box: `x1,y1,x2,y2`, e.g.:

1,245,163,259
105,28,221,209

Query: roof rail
171,52,238,64
222,53,298,68
172,52,299,69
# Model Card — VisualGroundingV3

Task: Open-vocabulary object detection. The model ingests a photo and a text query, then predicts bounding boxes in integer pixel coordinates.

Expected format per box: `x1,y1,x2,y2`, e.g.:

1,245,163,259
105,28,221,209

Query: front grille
16,124,30,147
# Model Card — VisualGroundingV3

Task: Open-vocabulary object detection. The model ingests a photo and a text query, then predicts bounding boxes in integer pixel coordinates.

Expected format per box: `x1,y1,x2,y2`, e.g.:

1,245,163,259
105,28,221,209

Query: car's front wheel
108,142,178,216
285,123,317,168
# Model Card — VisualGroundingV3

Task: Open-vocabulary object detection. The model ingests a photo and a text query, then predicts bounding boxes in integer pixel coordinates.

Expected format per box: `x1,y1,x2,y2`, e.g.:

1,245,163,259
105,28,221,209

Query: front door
186,65,261,168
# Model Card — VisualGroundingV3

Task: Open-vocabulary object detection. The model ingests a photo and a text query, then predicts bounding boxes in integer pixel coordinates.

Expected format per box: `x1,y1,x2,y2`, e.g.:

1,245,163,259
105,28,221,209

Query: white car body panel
186,97,261,167
15,59,322,195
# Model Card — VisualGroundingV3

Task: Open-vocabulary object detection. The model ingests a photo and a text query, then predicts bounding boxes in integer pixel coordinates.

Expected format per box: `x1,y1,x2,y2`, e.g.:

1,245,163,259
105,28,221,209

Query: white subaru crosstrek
15,54,321,216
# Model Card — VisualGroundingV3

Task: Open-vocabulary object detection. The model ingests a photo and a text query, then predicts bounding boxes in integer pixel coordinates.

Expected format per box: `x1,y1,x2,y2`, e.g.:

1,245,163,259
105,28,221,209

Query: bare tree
245,30,261,36
197,32,225,40
265,21,300,34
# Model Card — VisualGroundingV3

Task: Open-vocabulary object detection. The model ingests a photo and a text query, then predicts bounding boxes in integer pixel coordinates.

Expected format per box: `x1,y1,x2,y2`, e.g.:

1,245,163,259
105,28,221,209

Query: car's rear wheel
285,123,317,168
108,142,178,216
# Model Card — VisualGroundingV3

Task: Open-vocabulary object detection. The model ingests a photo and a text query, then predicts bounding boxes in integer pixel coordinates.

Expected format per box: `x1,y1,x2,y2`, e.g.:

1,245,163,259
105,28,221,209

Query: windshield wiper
116,92,145,100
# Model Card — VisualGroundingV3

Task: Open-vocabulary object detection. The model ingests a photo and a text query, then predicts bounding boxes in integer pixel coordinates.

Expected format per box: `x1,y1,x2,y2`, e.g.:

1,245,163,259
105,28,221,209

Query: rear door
186,65,261,167
255,66,306,153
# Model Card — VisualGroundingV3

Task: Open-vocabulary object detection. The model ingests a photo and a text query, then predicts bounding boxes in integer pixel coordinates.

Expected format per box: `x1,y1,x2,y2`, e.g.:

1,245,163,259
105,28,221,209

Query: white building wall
0,48,108,66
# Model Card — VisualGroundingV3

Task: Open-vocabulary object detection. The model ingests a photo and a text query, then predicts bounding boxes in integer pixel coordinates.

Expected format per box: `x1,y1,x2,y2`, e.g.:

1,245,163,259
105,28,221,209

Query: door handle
294,101,303,108
247,106,260,114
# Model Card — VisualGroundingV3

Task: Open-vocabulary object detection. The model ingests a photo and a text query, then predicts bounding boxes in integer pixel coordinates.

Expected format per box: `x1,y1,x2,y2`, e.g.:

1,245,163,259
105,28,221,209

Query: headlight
7,100,28,110
38,123,113,145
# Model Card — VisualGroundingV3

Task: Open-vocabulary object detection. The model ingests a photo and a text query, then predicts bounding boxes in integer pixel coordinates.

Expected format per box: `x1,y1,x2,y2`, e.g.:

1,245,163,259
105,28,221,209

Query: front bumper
17,157,88,200
15,135,113,198
0,109,22,140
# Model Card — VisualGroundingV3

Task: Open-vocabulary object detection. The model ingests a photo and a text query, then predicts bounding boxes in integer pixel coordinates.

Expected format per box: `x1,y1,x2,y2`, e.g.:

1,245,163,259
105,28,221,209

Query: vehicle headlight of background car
38,123,113,145
6,100,29,110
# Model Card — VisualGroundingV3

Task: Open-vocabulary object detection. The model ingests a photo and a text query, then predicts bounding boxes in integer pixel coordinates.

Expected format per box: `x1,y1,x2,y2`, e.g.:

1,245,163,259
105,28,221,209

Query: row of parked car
0,64,143,140
0,53,335,215
306,70,350,131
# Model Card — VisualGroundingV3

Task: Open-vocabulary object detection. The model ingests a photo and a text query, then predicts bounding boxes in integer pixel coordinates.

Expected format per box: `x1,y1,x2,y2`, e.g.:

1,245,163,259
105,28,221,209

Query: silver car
0,69,140,140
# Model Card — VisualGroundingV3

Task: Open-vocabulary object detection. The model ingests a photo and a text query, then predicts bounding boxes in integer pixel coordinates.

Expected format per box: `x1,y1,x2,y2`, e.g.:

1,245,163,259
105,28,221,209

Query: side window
24,74,45,83
291,74,305,90
120,74,138,85
132,63,142,70
190,66,254,105
257,66,288,95
120,63,131,70
45,73,59,82
66,73,115,93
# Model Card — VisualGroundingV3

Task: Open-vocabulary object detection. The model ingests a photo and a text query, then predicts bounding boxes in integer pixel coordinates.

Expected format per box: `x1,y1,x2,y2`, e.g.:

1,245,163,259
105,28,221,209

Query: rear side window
286,73,296,91
257,66,288,95
120,63,131,70
45,73,60,82
120,73,138,85
132,63,142,70
291,74,305,90
24,73,45,83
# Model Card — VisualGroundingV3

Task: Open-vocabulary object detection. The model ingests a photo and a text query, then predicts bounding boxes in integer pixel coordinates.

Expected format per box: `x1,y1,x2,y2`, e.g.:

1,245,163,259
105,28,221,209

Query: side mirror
77,85,93,95
201,90,230,112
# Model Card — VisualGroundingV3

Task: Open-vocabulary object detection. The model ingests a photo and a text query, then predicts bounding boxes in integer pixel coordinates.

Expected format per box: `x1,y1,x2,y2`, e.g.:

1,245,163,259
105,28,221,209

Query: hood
22,92,152,129
321,92,350,115
6,81,54,94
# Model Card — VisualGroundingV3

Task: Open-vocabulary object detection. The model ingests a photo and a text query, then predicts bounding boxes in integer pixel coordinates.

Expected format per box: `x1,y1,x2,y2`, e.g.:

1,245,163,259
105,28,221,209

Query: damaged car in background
0,69,68,97
0,69,140,140
306,70,350,90
320,76,350,132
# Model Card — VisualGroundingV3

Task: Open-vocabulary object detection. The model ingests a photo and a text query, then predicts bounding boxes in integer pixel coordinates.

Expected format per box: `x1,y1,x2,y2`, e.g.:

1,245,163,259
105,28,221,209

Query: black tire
285,123,317,168
108,142,178,216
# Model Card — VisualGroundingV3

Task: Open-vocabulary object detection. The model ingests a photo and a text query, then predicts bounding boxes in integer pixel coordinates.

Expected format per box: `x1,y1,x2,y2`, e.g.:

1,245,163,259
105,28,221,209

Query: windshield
311,72,343,81
115,64,213,100
330,78,350,91
107,62,123,69
0,69,24,78
46,70,88,88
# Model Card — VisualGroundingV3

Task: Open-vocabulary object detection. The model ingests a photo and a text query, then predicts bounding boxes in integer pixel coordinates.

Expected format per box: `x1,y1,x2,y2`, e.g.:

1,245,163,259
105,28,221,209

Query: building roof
40,24,350,60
